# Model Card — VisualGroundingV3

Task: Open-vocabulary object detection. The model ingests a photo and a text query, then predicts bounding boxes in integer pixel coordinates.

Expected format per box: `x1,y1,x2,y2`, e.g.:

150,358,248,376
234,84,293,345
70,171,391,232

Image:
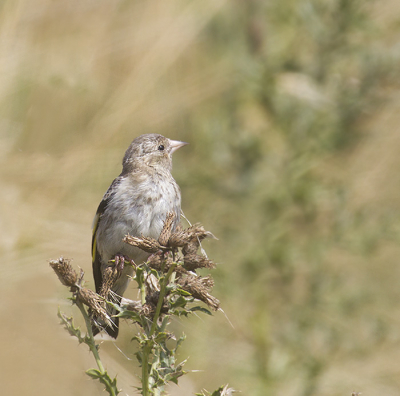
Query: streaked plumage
92,133,187,338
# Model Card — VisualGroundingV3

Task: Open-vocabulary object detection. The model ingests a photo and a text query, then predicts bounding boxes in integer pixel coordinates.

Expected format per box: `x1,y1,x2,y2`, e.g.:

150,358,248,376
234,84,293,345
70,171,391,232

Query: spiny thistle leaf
86,369,120,395
154,332,169,343
86,368,103,379
169,295,189,309
57,308,85,343
190,306,213,315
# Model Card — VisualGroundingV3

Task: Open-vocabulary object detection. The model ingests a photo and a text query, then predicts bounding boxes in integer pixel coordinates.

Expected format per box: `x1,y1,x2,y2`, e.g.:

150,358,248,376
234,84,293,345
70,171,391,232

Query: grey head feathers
122,134,178,174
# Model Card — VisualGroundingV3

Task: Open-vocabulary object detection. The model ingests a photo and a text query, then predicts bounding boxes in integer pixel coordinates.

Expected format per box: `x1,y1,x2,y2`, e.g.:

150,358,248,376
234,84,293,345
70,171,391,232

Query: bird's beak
169,139,188,154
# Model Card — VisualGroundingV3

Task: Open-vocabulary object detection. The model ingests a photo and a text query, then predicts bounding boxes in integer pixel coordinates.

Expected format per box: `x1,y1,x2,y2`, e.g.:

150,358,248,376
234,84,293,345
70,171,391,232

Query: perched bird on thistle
91,134,187,338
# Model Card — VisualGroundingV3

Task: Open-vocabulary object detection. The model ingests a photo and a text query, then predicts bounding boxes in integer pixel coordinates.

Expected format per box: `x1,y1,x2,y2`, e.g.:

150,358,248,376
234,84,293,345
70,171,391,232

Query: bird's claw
110,255,135,272
114,255,125,272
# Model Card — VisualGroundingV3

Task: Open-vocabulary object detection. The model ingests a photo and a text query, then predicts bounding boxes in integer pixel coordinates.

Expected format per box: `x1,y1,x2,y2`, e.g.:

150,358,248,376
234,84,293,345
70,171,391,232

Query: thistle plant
50,216,234,395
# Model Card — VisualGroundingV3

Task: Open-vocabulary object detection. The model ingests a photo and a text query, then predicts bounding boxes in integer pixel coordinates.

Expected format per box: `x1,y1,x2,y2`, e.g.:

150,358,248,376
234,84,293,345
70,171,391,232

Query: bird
91,133,188,338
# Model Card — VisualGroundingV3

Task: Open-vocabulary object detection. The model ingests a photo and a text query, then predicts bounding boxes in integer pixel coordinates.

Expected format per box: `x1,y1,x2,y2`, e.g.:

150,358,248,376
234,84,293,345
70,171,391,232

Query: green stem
140,281,146,306
149,263,177,337
141,342,152,396
76,301,104,371
76,300,117,396
141,262,177,395
160,316,169,333
153,386,162,396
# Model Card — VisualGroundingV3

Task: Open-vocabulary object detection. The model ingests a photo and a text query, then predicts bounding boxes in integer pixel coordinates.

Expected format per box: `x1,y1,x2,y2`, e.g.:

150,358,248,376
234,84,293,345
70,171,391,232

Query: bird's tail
92,316,119,339
91,292,121,339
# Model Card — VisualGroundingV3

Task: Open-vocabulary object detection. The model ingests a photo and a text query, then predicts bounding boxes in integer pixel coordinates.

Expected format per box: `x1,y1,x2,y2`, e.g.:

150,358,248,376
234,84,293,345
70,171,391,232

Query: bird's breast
96,173,181,261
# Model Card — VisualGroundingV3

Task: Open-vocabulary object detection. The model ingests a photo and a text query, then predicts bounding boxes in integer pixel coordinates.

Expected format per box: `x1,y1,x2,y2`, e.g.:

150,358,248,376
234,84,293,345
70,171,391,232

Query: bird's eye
158,145,165,151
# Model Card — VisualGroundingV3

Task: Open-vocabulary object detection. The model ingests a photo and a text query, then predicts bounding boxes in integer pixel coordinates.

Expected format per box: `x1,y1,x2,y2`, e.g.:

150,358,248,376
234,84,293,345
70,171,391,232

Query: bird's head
122,134,188,173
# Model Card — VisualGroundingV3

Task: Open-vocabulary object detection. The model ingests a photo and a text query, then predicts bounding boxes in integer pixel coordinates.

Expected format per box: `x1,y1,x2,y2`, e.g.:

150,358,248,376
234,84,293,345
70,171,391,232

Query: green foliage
176,1,400,395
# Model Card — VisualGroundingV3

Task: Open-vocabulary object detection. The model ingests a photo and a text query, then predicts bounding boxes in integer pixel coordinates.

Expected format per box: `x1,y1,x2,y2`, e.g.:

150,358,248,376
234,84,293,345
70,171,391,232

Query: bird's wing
92,176,124,293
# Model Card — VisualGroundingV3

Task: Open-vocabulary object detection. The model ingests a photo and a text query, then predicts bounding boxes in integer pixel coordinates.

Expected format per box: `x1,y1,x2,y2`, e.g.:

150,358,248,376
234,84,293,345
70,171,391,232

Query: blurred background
2,0,400,395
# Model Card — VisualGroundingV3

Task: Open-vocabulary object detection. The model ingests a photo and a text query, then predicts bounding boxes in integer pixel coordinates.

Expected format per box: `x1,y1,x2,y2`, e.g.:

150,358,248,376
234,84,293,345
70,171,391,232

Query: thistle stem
141,342,152,396
149,263,177,337
140,281,146,306
141,262,177,395
76,300,104,371
76,300,117,396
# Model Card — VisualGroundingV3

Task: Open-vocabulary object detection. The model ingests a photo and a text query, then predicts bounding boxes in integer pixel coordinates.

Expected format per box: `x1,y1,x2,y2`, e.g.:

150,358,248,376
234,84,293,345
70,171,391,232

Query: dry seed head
146,253,163,269
200,275,215,288
125,301,156,319
182,240,199,256
177,274,220,310
145,272,160,293
49,257,78,287
174,265,189,277
99,265,119,298
76,287,112,327
168,223,215,247
183,253,216,271
183,223,217,242
167,231,187,248
141,302,156,318
124,235,162,253
146,252,174,271
158,212,175,246
175,222,183,233
125,300,142,312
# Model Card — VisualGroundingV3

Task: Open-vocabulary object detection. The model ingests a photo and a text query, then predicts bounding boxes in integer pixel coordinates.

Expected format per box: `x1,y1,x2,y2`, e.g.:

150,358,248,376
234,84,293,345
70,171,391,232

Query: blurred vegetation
179,2,400,394
2,1,400,395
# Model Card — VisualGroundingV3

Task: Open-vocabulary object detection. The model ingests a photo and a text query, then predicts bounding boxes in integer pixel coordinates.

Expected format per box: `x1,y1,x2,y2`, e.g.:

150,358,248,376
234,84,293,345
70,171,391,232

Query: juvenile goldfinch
92,134,187,338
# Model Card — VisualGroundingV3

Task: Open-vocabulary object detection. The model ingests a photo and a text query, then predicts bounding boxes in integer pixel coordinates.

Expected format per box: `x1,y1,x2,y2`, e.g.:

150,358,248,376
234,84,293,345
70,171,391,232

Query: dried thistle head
145,272,160,293
125,301,156,318
124,300,142,312
50,258,113,328
177,274,220,311
183,253,216,271
99,265,119,298
182,240,199,256
169,223,217,259
124,218,217,272
174,222,183,233
49,257,78,287
168,223,216,248
124,235,163,253
146,252,174,271
76,287,112,327
158,212,175,246
141,302,156,318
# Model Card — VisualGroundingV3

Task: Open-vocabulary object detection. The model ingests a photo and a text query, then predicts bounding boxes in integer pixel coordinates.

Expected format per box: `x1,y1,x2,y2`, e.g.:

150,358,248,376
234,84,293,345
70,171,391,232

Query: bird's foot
109,255,135,272
114,255,125,272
